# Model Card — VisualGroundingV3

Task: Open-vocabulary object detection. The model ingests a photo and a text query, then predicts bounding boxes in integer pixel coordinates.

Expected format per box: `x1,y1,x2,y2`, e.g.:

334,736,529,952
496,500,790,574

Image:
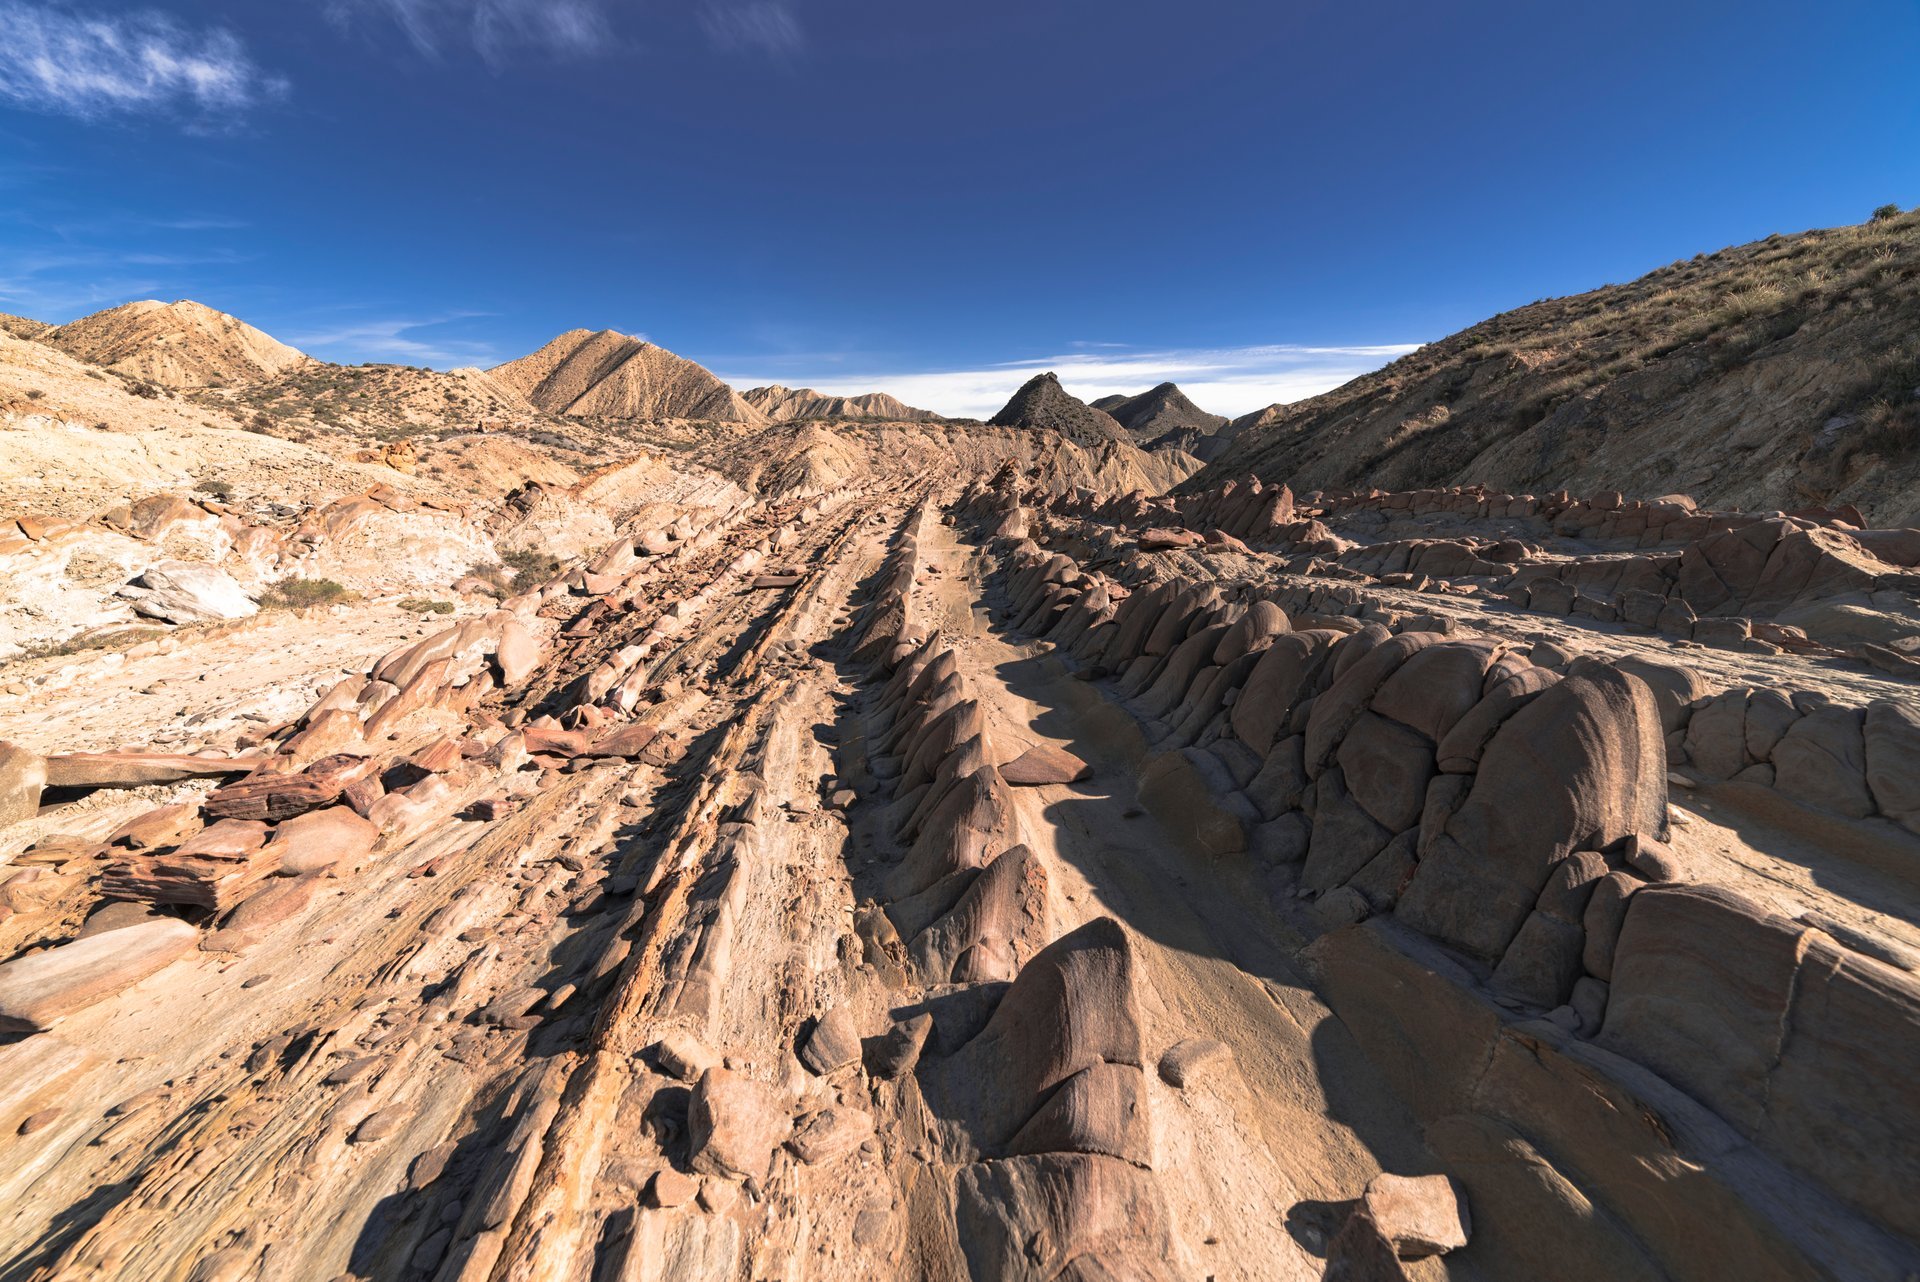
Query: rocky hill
40,300,311,389
492,329,768,424
0,313,49,341
1093,381,1234,458
1191,210,1920,525
742,384,940,422
200,361,547,442
988,371,1133,447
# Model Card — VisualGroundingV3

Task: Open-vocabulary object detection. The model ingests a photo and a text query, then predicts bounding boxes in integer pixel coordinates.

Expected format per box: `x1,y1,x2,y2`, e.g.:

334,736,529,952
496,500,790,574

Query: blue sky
1,0,1916,417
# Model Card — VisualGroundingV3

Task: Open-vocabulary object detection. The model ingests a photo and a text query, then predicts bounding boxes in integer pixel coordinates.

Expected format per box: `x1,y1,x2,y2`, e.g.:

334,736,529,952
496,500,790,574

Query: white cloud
325,0,613,61
719,343,1424,421
698,1,802,57
0,2,285,123
289,313,501,365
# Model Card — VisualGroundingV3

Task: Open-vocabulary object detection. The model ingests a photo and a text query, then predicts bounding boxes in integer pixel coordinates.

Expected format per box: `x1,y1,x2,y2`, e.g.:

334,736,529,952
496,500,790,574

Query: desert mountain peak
42,299,310,389
1090,381,1236,459
490,328,767,424
988,371,1129,446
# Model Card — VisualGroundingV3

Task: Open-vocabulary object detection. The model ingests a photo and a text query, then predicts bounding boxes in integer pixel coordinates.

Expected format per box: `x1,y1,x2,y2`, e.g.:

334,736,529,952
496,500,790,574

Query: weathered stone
798,1005,862,1075
1335,711,1435,833
1863,701,1920,833
648,1168,697,1207
1599,885,1804,1134
0,918,199,1031
0,740,46,825
1360,1172,1470,1258
1770,705,1873,818
655,1030,718,1083
1156,1036,1233,1089
788,1106,876,1165
1000,744,1092,786
868,1012,933,1080
1398,667,1665,962
687,1068,791,1182
266,805,378,875
1581,871,1643,981
1322,1208,1414,1280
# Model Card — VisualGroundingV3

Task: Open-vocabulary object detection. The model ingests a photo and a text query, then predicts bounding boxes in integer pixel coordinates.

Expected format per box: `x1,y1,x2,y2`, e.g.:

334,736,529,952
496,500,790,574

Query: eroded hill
1195,210,1920,525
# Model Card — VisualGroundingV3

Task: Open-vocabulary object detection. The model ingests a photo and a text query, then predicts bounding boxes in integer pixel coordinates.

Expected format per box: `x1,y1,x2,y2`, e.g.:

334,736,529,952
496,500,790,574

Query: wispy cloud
289,313,502,365
0,2,286,125
325,0,614,62
720,343,1424,421
698,1,802,58
0,246,248,318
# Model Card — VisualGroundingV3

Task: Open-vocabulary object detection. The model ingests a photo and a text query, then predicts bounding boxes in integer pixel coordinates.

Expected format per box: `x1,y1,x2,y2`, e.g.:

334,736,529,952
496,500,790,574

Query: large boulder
687,1068,792,1182
117,560,257,624
1864,701,1920,834
0,740,46,826
1397,665,1666,961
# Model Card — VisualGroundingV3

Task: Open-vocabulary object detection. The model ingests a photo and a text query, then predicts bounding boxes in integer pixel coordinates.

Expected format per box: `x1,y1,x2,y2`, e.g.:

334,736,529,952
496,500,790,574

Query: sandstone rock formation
2,269,1918,1282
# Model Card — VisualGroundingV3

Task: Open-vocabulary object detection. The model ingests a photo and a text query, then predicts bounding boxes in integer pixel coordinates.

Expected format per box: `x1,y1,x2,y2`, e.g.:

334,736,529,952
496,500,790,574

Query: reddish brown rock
999,744,1092,786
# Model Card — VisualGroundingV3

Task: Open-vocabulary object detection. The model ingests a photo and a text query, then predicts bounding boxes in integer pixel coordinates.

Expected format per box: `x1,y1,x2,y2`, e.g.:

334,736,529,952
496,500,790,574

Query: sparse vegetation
15,626,168,663
399,597,457,614
503,548,561,588
260,576,356,609
1873,203,1904,223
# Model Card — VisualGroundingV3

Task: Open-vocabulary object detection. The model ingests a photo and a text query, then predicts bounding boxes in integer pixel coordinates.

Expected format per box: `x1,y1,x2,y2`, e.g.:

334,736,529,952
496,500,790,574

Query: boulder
1397,667,1666,961
118,560,257,624
1359,1172,1471,1259
0,740,46,826
687,1067,792,1182
788,1106,875,1165
1000,745,1092,786
264,805,378,875
798,1005,862,1075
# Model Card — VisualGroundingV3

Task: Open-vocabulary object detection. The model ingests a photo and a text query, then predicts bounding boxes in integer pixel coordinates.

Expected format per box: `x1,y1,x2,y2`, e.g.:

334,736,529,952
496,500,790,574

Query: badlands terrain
1,215,1919,1282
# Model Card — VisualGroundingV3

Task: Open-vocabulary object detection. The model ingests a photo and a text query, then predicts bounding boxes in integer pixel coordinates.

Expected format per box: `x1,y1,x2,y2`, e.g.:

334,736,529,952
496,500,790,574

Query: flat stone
1000,744,1092,786
1360,1172,1471,1258
647,1169,697,1207
787,1106,875,1165
0,918,200,1031
687,1067,791,1182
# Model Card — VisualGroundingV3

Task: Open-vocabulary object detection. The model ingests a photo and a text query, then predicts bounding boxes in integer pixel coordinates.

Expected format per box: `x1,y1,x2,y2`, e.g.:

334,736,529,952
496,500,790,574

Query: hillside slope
1191,211,1920,525
742,384,940,422
42,300,311,388
492,329,767,423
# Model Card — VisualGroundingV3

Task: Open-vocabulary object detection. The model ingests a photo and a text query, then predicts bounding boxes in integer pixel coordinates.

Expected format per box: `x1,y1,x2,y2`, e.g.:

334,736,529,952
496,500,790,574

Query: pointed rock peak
989,372,1128,445
490,328,766,424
